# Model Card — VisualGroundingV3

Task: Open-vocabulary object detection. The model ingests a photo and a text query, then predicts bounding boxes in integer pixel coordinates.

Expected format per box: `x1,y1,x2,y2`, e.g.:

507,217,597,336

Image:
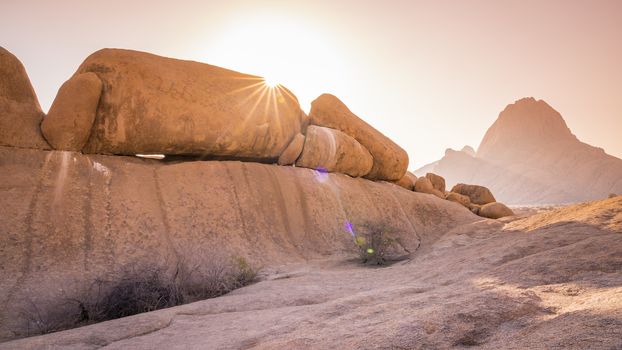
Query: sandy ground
2,196,620,350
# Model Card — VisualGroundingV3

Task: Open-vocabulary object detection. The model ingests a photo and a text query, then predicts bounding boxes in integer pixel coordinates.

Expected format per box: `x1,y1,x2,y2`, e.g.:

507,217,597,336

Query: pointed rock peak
477,97,576,160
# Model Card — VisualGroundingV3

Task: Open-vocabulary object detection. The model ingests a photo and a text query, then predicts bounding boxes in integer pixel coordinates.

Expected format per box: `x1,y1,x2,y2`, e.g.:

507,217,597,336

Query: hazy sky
2,0,621,168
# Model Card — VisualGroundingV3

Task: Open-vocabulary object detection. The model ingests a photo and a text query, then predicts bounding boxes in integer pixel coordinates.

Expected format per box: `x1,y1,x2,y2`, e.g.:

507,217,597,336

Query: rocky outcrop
308,94,408,181
56,49,303,158
41,73,102,150
479,202,514,219
451,183,496,205
0,145,474,340
295,126,373,177
425,173,446,193
416,98,622,205
0,47,49,149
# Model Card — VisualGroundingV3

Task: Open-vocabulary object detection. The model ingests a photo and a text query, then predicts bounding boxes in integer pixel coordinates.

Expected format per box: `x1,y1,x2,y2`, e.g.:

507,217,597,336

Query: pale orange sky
2,0,621,168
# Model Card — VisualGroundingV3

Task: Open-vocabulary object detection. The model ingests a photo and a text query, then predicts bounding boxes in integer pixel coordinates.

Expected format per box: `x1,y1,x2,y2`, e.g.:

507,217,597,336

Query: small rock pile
394,172,514,219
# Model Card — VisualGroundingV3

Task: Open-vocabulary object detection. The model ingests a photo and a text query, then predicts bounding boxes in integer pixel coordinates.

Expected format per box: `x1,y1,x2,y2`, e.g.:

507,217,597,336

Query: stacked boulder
33,48,409,181
401,171,514,219
303,94,409,181
450,183,514,219
2,46,508,219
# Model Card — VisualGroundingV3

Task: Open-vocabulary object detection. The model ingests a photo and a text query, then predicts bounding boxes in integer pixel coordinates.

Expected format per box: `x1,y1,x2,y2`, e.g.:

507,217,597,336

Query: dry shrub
17,253,258,337
174,254,258,302
353,222,399,266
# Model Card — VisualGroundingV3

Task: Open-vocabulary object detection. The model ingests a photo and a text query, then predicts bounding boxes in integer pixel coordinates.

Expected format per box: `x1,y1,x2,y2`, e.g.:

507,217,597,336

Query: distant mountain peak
416,97,622,204
477,97,576,160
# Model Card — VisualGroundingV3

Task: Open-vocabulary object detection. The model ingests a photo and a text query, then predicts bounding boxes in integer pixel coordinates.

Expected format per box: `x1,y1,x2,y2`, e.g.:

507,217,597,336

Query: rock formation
0,47,49,149
416,97,622,204
295,125,373,177
47,48,304,159
308,94,409,181
36,49,414,181
0,145,472,340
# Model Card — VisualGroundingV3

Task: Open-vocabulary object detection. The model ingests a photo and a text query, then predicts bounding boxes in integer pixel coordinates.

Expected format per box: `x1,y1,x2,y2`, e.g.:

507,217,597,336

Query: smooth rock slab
0,145,470,340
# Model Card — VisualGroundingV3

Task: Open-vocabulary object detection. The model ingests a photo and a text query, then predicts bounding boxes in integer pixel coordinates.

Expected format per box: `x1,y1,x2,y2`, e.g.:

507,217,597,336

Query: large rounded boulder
59,48,303,158
479,202,514,219
295,125,373,177
451,183,496,205
0,47,49,149
308,94,408,181
41,73,102,151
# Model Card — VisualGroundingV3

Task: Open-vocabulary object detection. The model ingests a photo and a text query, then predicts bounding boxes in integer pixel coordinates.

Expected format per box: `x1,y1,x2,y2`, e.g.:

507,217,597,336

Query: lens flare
314,167,329,183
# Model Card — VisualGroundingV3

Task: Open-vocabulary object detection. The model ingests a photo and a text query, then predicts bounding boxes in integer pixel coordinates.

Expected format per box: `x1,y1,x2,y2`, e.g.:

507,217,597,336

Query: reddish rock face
68,48,303,158
308,93,408,181
0,47,49,149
